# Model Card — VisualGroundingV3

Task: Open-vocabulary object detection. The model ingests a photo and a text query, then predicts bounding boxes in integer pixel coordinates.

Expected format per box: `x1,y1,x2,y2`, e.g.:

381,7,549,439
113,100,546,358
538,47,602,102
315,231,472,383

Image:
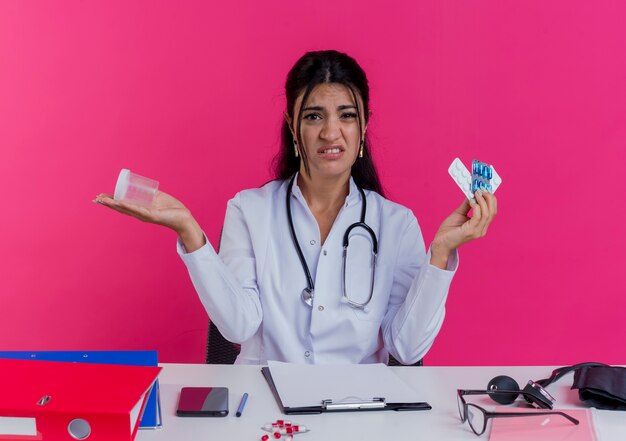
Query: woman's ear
284,112,298,140
284,112,294,136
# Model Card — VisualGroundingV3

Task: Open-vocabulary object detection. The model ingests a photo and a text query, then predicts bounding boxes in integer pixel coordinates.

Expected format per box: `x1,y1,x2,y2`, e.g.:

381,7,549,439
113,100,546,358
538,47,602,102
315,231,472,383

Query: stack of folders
0,358,161,440
0,351,162,429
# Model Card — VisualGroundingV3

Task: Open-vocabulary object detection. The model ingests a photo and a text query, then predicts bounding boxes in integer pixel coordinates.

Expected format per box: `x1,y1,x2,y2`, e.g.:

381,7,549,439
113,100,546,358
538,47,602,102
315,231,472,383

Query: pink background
1,1,625,365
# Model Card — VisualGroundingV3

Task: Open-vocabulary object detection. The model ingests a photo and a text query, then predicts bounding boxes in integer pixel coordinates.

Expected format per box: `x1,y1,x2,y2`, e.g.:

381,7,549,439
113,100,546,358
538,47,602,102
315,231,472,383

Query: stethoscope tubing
286,174,378,310
286,175,315,293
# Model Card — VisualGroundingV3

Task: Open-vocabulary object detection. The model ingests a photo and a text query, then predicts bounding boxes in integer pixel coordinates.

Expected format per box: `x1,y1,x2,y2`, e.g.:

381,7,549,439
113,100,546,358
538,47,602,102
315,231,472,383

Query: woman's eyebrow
302,104,356,111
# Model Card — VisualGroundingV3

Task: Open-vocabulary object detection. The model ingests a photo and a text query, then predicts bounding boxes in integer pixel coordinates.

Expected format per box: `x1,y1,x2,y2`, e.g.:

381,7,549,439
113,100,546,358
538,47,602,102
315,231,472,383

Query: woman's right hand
94,191,206,252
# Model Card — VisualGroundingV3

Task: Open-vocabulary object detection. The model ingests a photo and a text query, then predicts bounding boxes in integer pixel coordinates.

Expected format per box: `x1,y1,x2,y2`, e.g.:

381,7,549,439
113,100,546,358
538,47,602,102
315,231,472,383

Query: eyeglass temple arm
459,389,524,396
483,410,580,425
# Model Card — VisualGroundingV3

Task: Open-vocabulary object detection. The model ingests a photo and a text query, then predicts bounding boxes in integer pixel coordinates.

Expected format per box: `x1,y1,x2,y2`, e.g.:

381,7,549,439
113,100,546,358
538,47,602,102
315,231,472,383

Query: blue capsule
471,159,494,195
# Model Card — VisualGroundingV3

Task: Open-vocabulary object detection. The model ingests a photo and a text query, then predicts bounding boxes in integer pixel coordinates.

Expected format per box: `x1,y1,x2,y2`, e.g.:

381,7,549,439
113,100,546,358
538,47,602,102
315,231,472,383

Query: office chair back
206,321,240,364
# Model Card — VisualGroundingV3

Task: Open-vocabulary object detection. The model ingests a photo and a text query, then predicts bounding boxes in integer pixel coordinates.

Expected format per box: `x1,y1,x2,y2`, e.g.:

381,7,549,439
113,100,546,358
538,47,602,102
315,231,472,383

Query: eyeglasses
457,389,580,436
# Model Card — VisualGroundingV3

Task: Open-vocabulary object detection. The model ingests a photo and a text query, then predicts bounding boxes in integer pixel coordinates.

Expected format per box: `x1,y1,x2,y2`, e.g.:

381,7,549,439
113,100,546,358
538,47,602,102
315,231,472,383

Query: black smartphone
176,387,229,417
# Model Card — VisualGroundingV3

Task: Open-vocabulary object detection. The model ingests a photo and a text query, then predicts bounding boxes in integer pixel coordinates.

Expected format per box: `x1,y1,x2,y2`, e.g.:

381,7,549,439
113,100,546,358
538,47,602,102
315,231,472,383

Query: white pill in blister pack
448,157,502,200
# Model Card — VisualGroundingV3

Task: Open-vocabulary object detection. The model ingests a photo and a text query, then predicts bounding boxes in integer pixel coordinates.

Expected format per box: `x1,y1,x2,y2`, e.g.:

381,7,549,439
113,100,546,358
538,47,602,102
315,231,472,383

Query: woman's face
289,83,366,182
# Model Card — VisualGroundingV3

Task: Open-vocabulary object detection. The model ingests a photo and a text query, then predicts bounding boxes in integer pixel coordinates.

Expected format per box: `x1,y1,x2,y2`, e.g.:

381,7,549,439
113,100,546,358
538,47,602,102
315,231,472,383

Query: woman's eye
341,112,358,119
303,113,321,120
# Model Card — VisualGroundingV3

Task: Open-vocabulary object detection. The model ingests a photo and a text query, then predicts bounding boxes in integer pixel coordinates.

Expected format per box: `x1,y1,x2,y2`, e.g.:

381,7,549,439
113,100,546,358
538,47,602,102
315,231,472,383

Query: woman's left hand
430,190,498,269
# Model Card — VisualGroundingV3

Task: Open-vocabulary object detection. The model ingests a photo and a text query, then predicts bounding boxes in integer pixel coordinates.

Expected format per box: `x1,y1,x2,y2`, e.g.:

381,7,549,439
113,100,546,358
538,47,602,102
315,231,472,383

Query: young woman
95,50,497,365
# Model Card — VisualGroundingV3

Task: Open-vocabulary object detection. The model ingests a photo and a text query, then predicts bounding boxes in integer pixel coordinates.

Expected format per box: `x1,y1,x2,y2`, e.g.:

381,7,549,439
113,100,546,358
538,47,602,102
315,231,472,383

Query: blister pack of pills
448,157,502,200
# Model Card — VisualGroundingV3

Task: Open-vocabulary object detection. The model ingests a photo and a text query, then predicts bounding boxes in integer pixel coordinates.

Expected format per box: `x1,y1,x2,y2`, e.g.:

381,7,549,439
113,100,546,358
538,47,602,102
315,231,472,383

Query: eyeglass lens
457,393,466,421
466,404,487,435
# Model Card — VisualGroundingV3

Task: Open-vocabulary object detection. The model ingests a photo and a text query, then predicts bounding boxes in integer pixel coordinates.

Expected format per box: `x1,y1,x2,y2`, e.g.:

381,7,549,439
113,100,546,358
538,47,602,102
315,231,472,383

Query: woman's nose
319,117,341,141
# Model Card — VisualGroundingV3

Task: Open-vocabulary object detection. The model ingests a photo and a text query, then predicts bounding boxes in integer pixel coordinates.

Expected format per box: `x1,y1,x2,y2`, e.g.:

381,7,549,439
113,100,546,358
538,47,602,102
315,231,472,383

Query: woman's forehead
297,83,360,108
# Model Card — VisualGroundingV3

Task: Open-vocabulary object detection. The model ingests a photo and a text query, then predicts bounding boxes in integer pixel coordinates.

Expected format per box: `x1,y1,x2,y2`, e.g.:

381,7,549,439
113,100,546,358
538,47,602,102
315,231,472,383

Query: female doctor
95,50,497,365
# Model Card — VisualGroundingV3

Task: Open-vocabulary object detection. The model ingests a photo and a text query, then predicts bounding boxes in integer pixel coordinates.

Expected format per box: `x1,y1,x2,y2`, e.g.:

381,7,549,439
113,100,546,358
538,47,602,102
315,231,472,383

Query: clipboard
261,367,431,414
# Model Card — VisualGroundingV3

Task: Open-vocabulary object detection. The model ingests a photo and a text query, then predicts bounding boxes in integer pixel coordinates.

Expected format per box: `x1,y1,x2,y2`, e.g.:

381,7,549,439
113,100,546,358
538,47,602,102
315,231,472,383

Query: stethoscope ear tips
487,375,521,405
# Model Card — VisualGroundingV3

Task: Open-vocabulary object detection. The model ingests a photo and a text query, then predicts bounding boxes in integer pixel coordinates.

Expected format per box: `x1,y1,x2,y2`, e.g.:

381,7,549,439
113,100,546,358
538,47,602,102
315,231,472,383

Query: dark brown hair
273,50,383,195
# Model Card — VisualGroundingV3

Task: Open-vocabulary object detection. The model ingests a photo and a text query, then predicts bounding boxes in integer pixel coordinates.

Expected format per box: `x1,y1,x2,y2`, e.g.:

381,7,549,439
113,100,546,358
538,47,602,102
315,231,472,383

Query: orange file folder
0,358,161,441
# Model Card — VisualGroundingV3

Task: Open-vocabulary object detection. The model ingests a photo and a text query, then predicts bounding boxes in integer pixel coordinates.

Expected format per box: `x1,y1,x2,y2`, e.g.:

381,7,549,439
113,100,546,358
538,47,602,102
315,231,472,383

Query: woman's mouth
317,145,345,158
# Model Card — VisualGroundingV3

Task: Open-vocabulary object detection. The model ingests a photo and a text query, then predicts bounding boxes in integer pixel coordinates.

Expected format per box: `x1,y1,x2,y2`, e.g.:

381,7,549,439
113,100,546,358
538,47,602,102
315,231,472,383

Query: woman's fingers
484,191,498,218
93,193,153,221
475,191,497,237
463,191,489,239
93,190,194,235
465,198,483,238
434,191,499,253
476,191,491,236
93,193,118,208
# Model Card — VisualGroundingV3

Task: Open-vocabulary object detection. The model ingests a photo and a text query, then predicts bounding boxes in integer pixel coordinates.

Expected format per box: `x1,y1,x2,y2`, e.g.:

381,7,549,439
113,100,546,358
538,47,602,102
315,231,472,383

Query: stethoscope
286,174,378,311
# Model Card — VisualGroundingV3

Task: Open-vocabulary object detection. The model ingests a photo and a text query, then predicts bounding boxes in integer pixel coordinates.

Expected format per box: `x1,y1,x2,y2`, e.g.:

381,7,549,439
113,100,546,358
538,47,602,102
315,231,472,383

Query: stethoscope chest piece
301,288,314,306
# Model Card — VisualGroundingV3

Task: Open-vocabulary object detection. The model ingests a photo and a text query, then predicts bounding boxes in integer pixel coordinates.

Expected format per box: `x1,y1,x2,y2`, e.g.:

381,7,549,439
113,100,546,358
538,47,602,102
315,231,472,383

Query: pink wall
1,1,625,365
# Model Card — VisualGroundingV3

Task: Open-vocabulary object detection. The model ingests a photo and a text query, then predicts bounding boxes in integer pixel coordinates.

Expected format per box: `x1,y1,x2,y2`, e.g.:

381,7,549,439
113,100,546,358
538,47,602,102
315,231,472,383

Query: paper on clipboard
267,361,422,409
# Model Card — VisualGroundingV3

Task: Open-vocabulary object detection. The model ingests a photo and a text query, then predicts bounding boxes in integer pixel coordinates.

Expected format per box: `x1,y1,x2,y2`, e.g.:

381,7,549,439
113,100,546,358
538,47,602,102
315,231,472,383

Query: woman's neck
297,171,350,245
297,171,350,212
